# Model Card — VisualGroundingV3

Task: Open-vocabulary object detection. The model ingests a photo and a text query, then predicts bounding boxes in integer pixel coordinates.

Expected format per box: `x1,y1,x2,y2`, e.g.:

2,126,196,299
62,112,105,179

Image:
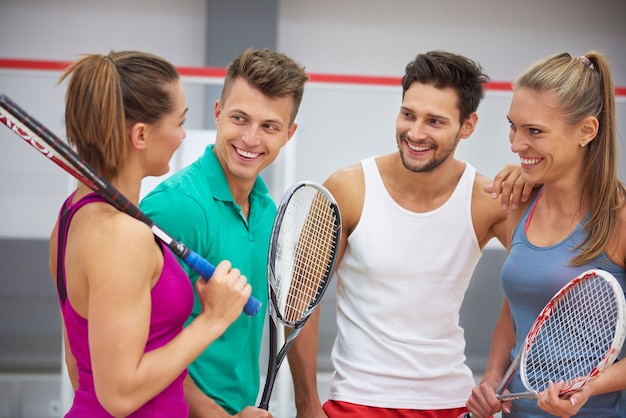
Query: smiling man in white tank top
288,51,534,418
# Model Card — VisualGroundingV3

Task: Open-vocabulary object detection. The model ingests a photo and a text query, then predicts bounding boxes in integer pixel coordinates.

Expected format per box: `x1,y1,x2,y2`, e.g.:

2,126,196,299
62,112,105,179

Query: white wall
1,2,625,414
278,0,626,84
0,0,209,238
0,0,208,65
276,0,626,184
1,0,625,238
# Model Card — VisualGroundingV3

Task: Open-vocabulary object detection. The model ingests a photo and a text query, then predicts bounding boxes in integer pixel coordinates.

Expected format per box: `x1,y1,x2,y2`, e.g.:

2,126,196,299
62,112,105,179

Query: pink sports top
55,192,193,417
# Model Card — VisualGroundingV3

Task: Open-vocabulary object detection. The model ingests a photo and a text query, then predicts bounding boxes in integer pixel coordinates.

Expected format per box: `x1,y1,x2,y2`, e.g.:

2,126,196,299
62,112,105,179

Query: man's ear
578,115,599,147
460,112,478,139
214,100,222,123
285,122,298,145
129,122,148,150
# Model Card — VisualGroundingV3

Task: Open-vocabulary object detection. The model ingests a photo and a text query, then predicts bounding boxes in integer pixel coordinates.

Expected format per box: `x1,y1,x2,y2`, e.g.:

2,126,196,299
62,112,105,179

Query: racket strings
523,274,620,393
274,188,338,324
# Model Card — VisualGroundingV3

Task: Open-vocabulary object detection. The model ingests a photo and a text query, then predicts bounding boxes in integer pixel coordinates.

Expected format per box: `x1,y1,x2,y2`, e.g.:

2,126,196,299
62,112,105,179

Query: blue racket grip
183,251,262,316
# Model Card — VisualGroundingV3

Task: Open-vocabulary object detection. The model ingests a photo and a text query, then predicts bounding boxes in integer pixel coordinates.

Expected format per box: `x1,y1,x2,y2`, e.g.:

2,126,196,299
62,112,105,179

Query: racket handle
183,251,262,316
496,391,537,401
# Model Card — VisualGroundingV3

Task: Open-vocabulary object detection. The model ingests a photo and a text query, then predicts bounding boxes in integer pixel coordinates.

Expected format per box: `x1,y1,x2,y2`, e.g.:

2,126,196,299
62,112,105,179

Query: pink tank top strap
524,188,544,233
56,192,108,304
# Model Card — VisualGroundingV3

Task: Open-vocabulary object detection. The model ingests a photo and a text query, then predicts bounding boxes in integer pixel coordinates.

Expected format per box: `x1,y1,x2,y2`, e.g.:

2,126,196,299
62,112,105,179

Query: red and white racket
462,268,626,417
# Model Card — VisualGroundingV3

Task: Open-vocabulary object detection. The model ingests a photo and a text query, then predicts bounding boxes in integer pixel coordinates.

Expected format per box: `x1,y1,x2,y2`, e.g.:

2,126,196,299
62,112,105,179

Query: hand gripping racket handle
182,250,262,316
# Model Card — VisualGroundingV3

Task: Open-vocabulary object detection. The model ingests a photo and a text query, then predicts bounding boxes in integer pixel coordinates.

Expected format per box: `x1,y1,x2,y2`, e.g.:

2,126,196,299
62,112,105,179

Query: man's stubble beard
398,132,461,173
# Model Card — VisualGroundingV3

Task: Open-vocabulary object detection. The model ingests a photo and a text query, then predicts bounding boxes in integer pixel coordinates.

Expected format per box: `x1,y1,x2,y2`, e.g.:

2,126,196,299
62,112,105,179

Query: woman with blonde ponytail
466,51,626,417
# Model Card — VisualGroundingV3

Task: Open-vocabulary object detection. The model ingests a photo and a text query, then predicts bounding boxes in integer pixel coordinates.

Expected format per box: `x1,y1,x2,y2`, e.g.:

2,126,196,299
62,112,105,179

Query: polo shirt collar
199,144,271,204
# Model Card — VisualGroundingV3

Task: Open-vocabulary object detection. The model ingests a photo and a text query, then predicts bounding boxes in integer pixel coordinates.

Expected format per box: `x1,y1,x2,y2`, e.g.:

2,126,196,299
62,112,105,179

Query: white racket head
267,181,341,327
519,269,626,397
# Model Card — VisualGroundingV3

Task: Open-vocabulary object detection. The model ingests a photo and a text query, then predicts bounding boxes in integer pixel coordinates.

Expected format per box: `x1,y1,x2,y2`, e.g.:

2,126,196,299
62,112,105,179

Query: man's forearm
185,374,231,418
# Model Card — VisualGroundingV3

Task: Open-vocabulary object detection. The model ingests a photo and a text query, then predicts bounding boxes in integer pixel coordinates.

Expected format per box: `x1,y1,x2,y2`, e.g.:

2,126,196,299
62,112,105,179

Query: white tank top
328,157,482,409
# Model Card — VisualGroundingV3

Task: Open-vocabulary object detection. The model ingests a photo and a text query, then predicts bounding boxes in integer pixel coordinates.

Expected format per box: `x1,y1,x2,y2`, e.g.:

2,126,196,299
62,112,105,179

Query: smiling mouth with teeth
406,141,433,152
236,147,260,159
520,157,542,166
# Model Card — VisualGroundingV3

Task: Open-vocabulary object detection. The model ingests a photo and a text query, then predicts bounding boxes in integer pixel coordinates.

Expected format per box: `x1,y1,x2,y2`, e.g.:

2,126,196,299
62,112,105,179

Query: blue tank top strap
56,192,108,305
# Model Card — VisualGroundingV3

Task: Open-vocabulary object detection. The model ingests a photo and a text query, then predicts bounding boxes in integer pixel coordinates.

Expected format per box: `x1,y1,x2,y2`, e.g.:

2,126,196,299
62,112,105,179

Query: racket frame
499,269,626,401
258,181,342,410
0,92,261,316
461,269,626,418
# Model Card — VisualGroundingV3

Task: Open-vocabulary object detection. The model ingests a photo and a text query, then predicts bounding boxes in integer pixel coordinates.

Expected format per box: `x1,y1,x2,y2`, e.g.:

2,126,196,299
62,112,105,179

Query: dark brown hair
402,50,489,124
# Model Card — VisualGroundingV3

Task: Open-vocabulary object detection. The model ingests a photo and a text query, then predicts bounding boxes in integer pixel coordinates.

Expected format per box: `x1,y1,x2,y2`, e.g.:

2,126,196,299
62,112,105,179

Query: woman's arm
466,299,517,417
85,215,249,417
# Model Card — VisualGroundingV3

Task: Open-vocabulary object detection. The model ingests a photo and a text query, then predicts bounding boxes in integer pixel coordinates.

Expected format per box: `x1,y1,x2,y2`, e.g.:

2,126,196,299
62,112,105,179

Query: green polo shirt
140,144,275,414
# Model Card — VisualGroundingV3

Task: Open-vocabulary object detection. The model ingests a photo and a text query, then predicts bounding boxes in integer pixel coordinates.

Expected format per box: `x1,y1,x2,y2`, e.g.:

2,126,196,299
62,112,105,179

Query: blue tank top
501,188,626,417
